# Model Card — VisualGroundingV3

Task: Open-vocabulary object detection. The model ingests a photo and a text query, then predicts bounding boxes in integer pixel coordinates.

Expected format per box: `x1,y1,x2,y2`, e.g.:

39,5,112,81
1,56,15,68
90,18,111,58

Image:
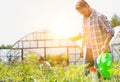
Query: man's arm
80,35,86,51
102,32,113,52
79,34,86,58
99,14,114,52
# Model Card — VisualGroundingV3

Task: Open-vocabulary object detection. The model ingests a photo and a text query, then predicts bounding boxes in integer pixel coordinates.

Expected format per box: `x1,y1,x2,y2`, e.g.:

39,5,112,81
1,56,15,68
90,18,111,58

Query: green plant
0,52,120,82
47,53,68,67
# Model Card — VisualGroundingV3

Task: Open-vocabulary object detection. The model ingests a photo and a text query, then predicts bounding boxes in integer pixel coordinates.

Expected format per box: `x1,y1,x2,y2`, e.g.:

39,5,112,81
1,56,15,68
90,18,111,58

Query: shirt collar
83,9,96,19
89,9,96,18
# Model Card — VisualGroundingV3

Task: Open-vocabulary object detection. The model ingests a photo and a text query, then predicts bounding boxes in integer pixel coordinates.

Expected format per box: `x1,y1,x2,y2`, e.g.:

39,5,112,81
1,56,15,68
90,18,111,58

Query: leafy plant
47,53,68,66
0,52,120,82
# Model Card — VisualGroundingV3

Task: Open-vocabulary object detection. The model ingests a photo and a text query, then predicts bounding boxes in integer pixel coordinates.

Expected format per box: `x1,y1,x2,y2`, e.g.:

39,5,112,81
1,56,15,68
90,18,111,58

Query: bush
47,53,68,67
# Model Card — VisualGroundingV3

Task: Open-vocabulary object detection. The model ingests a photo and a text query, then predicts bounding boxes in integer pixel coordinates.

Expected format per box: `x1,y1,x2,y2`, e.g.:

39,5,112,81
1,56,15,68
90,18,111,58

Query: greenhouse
0,29,83,65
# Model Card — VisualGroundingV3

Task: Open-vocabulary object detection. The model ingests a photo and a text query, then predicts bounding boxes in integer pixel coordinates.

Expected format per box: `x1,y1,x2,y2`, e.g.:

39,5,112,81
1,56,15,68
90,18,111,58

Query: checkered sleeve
98,14,114,36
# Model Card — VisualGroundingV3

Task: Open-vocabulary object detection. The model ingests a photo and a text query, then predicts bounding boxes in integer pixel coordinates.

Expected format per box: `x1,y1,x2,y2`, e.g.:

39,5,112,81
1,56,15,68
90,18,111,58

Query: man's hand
101,45,109,53
80,47,84,58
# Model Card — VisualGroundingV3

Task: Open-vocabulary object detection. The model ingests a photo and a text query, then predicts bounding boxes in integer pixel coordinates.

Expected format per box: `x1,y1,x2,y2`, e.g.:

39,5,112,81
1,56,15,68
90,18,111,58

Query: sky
0,0,120,45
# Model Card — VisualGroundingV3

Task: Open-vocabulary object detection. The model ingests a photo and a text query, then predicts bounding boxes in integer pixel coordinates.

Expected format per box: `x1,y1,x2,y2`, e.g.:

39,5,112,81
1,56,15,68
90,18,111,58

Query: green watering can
97,52,113,78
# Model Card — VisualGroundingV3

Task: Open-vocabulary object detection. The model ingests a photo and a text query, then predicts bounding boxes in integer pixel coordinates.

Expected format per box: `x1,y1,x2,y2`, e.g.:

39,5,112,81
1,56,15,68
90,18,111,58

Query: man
75,0,114,75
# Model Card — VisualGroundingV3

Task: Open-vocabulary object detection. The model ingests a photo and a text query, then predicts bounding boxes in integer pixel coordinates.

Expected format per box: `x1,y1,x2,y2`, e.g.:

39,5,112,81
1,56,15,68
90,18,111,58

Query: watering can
97,52,113,78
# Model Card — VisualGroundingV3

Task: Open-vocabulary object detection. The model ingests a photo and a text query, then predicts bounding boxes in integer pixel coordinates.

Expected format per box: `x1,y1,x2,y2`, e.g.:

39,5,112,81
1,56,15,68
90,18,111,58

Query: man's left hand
101,45,109,53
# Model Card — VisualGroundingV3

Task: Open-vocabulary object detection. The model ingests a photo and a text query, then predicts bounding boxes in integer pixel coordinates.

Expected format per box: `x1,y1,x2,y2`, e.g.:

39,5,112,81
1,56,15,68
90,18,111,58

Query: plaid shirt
82,9,114,58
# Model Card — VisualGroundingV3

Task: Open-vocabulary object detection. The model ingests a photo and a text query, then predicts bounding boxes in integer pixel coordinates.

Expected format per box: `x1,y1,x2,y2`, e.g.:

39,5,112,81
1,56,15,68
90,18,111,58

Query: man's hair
76,0,89,10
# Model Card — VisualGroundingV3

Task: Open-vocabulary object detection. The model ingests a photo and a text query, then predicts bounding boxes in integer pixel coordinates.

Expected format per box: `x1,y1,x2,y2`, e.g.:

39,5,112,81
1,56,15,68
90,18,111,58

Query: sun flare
50,22,75,39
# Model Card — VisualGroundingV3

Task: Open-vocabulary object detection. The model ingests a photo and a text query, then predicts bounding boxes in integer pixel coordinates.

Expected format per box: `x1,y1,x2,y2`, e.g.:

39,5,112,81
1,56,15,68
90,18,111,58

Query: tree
0,44,6,49
0,44,12,49
110,14,120,28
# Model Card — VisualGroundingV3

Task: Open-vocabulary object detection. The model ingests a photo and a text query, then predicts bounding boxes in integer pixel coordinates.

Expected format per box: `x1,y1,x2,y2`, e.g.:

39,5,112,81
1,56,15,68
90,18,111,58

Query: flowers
90,67,97,73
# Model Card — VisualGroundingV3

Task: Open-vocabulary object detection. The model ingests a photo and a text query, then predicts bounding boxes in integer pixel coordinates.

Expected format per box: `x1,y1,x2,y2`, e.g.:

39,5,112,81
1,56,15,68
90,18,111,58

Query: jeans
84,48,101,78
85,48,94,68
